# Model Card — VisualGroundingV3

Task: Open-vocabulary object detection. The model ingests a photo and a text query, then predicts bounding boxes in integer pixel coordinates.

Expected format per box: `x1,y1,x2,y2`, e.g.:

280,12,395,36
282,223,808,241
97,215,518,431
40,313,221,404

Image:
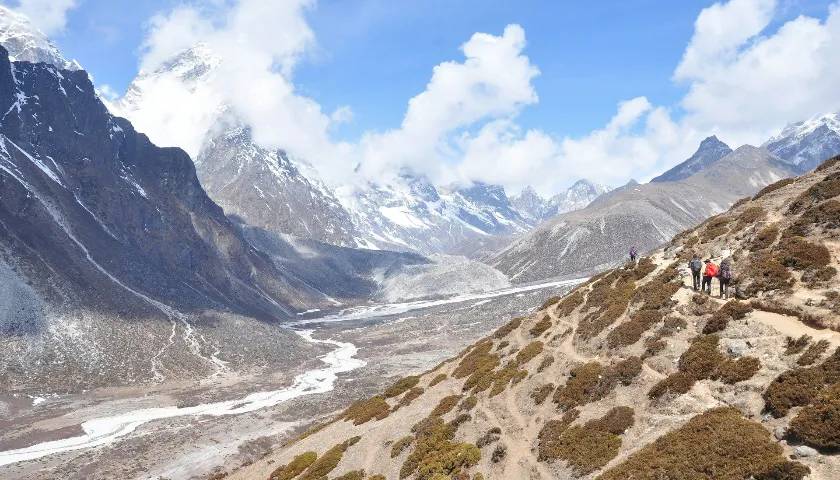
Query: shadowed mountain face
489,145,796,283
651,135,733,183
0,46,338,323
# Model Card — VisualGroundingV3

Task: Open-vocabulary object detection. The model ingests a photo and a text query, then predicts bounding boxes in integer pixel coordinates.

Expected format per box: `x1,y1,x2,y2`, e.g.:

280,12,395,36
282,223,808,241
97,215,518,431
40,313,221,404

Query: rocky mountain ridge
489,145,796,283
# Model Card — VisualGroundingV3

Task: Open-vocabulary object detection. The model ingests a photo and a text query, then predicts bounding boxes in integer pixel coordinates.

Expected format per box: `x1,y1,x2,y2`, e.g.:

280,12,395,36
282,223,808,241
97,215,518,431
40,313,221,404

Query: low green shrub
386,375,421,398
431,395,461,417
788,383,840,450
753,178,795,200
530,315,552,337
269,451,317,480
597,408,808,480
797,340,830,366
429,373,448,387
391,435,414,458
531,383,555,405
343,396,390,425
300,437,360,480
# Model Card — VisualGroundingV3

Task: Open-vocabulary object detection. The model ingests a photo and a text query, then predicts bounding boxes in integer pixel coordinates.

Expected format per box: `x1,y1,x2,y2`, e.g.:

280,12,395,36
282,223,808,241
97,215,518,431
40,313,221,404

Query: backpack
690,259,702,272
706,263,719,277
720,262,732,280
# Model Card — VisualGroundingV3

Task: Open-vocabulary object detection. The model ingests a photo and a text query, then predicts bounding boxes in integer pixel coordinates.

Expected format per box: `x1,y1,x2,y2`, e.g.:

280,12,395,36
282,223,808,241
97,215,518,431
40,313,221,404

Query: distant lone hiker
689,254,703,291
629,246,638,263
702,259,719,295
719,258,733,299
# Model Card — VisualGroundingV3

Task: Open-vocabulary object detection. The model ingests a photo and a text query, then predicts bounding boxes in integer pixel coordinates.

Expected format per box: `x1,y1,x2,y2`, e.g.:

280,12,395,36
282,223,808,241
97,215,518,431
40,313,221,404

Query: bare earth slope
231,157,840,480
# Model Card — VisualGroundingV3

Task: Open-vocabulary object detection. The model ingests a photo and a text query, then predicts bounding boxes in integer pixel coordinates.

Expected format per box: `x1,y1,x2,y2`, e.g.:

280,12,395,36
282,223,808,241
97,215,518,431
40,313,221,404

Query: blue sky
37,0,812,140
4,0,840,193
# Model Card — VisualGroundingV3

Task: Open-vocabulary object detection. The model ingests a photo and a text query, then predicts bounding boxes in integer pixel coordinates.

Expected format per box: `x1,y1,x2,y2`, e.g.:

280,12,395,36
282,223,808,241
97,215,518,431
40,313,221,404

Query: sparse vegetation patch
597,408,808,480
269,451,317,480
343,396,390,425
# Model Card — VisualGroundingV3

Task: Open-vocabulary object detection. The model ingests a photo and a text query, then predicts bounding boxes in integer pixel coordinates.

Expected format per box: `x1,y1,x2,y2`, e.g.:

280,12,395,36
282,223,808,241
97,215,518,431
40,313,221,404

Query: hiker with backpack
719,258,733,299
688,254,702,291
702,259,719,295
629,246,638,264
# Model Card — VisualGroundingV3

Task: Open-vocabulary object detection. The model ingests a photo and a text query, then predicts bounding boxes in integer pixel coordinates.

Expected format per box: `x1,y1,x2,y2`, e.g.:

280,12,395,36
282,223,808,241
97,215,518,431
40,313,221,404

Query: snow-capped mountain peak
0,6,80,71
511,180,611,224
763,112,840,173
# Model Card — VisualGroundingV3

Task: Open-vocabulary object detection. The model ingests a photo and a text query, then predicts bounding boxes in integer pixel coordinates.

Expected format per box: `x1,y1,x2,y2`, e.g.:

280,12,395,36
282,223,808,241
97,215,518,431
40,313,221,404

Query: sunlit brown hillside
231,156,840,480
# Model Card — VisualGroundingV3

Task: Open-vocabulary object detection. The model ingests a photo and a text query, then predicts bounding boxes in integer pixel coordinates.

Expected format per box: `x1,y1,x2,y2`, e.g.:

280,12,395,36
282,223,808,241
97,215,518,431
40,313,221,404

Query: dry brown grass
787,199,840,236
529,315,552,337
400,416,480,480
763,347,840,417
737,206,767,228
492,318,521,339
391,436,414,458
584,406,634,435
554,357,641,410
333,470,365,480
515,341,544,366
753,178,796,200
531,383,555,405
428,373,447,388
300,436,360,480
716,357,762,384
395,387,425,410
744,251,793,296
775,236,831,271
703,300,753,334
538,408,634,475
459,396,477,411
607,310,663,348
385,376,421,398
597,408,808,480
578,270,638,340
701,215,732,241
785,335,812,355
343,396,390,425
648,372,695,399
788,383,840,450
556,290,585,316
431,395,461,417
797,340,830,366
789,171,840,214
751,224,780,251
269,451,317,480
650,335,759,398
537,355,554,373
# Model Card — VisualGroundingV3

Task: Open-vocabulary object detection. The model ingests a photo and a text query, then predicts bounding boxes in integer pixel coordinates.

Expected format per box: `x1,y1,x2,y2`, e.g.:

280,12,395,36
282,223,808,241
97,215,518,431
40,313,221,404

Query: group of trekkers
627,246,732,299
689,254,732,298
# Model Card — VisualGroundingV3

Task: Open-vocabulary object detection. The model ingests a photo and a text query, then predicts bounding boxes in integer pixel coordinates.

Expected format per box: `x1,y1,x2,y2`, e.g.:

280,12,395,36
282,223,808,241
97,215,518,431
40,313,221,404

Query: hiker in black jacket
689,254,702,291
719,258,733,299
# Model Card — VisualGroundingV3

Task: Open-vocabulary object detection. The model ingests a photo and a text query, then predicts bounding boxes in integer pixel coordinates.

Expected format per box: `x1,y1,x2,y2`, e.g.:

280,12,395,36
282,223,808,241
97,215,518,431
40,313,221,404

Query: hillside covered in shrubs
231,157,840,479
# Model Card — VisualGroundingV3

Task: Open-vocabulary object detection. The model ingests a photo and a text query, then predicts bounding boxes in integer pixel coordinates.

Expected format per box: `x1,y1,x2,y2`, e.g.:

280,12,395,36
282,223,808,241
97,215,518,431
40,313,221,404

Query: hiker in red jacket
702,259,718,295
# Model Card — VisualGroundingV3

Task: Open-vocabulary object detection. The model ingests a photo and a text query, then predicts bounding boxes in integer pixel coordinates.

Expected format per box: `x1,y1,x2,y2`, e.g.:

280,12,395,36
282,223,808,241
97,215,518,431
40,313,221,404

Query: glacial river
0,277,584,467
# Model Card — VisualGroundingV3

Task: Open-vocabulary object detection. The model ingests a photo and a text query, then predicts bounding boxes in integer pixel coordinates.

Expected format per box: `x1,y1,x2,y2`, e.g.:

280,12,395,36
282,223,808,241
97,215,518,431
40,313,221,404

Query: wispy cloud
8,0,77,35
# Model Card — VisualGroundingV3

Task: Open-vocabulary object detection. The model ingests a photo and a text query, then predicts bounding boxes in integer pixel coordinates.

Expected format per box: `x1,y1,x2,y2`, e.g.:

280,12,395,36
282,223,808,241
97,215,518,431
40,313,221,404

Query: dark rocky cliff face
0,46,328,323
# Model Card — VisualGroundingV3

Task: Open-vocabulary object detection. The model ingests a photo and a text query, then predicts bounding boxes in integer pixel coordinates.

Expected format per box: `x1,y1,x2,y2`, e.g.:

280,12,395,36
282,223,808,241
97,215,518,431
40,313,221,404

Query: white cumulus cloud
9,0,76,35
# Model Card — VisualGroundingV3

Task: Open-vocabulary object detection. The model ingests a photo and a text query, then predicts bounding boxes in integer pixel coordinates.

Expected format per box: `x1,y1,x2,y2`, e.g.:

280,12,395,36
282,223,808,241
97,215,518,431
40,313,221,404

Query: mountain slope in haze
230,157,840,480
0,44,354,390
198,125,361,247
765,112,840,173
651,135,732,183
513,180,612,223
489,145,795,283
116,44,533,255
